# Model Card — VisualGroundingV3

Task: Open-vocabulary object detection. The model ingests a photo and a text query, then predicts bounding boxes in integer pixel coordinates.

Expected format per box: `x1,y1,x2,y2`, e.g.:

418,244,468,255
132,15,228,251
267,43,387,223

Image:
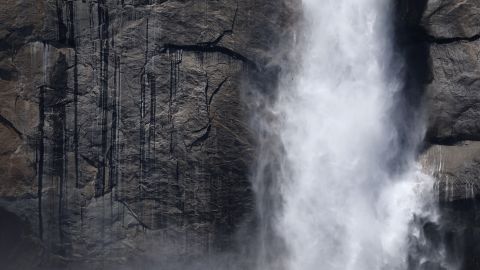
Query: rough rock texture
411,0,480,203
0,1,297,269
420,142,480,202
425,39,480,143
400,0,480,269
424,0,480,142
420,0,480,39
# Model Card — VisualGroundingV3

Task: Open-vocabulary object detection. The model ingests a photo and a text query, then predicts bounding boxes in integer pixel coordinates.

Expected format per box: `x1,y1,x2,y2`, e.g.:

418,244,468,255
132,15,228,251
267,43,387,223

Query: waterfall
253,0,441,269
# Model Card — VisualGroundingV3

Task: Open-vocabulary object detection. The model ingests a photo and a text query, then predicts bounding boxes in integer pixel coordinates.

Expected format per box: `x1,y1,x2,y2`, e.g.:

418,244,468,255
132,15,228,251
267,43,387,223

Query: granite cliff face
1,0,479,269
399,0,480,269
0,1,297,269
402,0,480,200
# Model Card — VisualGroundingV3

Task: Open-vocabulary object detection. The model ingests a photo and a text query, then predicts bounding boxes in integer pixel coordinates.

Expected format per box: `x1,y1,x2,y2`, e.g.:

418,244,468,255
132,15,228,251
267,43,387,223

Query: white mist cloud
260,1,438,270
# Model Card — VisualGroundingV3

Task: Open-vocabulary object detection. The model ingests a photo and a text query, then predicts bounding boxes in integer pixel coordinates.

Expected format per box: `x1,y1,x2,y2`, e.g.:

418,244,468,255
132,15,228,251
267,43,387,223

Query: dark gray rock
403,1,480,269
420,141,480,202
0,0,299,269
425,39,480,143
420,0,480,39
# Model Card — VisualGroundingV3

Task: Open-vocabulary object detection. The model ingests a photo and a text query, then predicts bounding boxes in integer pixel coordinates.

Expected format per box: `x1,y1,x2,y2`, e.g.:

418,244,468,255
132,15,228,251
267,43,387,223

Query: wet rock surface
419,0,480,203
402,0,480,269
420,0,480,40
425,39,480,144
400,0,480,203
0,0,297,269
4,0,480,269
420,142,480,202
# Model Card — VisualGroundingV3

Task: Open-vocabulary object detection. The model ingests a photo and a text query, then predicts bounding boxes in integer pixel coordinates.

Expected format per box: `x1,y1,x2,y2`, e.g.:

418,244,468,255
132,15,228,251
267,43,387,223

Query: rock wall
5,0,480,269
399,0,480,269
0,1,297,269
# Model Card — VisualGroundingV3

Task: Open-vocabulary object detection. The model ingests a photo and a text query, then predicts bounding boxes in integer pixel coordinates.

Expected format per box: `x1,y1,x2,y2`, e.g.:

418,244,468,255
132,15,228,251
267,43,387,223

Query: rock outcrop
414,0,480,203
6,0,480,269
0,1,297,269
400,0,480,269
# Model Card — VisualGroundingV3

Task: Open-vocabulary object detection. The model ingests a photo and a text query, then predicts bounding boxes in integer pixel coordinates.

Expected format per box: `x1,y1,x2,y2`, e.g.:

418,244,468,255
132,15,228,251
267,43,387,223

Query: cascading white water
266,0,438,269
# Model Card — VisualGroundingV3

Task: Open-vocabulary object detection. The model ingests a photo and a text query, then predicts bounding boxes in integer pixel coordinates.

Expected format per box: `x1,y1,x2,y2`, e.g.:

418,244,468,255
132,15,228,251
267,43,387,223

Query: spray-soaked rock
425,39,480,143
420,0,480,39
0,0,298,269
404,1,480,269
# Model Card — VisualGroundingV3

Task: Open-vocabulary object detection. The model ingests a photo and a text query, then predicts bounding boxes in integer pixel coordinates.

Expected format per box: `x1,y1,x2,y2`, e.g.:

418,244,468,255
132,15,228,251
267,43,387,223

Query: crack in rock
0,114,23,139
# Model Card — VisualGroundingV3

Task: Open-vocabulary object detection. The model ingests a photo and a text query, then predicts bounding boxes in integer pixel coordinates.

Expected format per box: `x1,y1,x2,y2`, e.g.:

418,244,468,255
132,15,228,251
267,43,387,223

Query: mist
251,0,442,269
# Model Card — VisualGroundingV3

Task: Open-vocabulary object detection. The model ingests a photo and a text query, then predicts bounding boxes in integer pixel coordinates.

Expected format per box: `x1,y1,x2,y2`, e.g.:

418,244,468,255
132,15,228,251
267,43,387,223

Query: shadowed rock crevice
0,114,23,139
426,33,480,44
159,44,258,70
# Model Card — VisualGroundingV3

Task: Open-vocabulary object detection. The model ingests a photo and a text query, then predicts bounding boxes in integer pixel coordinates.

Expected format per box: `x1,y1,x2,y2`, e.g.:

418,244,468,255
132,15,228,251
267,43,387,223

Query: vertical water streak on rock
51,53,68,253
60,93,67,254
55,0,67,44
148,72,156,228
176,52,182,95
148,73,156,171
140,67,145,182
139,19,149,223
168,50,182,156
39,42,49,243
110,29,117,192
150,22,157,228
66,0,79,189
97,0,109,196
73,52,79,189
66,0,75,47
168,53,174,155
53,5,70,243
117,55,122,200
37,85,45,241
108,29,118,234
95,4,110,263
62,0,75,230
